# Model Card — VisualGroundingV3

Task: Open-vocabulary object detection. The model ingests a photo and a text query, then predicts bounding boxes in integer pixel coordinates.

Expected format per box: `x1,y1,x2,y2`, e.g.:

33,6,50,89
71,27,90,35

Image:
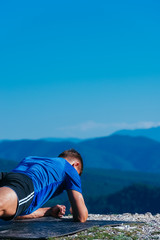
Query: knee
0,187,18,218
0,196,6,209
0,200,6,217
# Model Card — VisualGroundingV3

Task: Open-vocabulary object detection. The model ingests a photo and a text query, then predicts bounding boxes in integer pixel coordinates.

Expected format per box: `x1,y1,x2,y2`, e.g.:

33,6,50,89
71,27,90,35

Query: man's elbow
78,216,88,223
74,210,88,223
74,216,87,222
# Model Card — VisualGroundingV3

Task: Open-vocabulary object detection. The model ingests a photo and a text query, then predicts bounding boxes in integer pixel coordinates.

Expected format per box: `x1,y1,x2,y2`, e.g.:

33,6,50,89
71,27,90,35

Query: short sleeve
65,171,82,194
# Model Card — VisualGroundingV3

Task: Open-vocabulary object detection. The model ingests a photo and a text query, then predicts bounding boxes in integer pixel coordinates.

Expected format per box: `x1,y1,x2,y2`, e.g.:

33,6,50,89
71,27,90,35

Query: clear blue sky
0,0,160,139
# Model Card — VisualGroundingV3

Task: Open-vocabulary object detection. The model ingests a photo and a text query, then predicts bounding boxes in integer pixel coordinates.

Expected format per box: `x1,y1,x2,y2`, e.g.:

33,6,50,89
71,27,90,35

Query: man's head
58,149,83,176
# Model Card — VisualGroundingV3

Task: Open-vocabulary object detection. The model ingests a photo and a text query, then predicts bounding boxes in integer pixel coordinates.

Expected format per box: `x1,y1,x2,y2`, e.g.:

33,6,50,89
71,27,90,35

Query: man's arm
15,205,66,220
67,189,88,222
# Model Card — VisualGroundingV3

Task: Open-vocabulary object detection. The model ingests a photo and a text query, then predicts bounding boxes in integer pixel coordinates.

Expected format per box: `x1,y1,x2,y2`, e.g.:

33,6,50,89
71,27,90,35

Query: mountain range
1,126,160,214
113,126,160,142
0,126,160,173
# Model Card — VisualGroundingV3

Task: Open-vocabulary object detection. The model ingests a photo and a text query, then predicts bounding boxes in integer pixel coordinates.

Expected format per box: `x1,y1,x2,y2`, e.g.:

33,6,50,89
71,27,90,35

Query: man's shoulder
23,156,65,163
24,156,59,160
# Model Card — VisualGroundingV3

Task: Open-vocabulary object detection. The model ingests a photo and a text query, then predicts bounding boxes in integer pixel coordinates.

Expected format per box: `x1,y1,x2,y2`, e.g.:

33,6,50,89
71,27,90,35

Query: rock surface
61,213,160,239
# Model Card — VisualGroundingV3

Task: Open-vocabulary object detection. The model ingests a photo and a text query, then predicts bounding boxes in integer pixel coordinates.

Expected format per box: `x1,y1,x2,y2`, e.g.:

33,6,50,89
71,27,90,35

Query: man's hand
49,205,66,218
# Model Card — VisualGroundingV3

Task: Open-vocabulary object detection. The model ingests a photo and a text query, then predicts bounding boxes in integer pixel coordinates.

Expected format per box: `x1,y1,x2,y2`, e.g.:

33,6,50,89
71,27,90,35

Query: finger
58,208,66,217
60,208,65,215
58,212,64,218
57,205,66,212
57,204,65,208
60,205,66,212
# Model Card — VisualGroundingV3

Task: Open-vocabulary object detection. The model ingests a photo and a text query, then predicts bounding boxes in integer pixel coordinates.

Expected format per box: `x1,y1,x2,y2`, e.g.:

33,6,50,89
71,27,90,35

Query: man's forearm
15,207,51,220
15,205,66,220
67,190,88,223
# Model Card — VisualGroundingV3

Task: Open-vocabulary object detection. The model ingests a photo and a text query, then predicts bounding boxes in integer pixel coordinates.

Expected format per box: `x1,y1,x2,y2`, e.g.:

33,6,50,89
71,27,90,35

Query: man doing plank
0,149,88,222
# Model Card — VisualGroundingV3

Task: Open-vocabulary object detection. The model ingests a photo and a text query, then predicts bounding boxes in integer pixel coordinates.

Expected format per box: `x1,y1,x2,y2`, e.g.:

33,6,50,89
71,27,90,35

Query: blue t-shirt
12,156,82,215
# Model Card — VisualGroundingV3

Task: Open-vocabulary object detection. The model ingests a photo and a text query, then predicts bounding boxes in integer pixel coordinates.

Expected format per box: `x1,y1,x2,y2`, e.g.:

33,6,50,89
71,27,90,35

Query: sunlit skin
0,158,88,222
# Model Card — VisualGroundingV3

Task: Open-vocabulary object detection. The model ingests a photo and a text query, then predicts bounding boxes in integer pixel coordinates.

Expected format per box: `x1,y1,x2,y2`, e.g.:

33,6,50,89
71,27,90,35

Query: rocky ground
54,213,160,239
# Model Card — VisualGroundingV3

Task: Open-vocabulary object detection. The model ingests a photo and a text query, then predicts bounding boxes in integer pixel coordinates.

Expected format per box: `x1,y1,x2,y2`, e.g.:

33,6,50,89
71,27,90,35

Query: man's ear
72,161,79,167
72,161,81,175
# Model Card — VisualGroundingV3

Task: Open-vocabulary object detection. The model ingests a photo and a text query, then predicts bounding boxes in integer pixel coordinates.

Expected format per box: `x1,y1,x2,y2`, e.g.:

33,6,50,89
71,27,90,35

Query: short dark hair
58,149,83,175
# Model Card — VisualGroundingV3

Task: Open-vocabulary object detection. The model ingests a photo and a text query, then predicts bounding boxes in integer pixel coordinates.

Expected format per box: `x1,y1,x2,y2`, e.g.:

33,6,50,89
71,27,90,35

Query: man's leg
0,187,18,218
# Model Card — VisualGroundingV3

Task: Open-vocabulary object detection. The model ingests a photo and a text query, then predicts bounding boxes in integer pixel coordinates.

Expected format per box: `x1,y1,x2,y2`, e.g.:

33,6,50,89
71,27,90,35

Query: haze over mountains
113,126,160,142
0,126,160,173
1,126,160,214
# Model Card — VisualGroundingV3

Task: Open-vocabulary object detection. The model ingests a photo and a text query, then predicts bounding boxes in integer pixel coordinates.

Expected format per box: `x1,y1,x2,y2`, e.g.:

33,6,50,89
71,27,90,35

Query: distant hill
0,158,17,172
113,126,160,142
0,135,160,172
40,138,82,143
0,139,76,162
78,135,160,172
89,183,160,214
106,184,160,214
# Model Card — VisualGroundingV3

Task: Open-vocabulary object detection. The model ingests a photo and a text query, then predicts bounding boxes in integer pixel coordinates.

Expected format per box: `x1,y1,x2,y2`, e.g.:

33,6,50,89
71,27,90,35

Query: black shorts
0,172,34,219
